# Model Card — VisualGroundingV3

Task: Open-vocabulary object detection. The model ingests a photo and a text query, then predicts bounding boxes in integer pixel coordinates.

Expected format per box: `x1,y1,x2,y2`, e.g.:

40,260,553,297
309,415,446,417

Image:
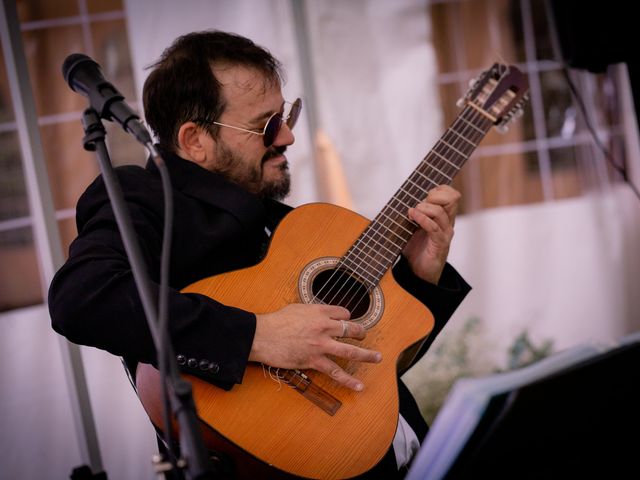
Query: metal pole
289,0,325,199
0,0,103,472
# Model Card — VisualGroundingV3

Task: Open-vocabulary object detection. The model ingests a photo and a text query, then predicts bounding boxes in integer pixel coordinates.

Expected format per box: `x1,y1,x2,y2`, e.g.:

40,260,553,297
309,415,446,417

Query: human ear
177,122,212,164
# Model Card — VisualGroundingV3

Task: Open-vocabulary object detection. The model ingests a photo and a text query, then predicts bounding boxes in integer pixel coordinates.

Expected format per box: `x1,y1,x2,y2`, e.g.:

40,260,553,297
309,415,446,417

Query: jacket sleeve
48,169,255,390
392,255,471,369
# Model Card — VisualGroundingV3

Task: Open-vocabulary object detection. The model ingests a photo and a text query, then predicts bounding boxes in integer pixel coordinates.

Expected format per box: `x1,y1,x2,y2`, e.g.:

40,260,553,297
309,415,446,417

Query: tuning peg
496,123,509,134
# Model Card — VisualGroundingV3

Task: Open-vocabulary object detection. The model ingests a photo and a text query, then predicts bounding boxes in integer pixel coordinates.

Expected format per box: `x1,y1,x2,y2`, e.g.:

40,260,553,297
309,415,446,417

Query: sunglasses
211,98,302,147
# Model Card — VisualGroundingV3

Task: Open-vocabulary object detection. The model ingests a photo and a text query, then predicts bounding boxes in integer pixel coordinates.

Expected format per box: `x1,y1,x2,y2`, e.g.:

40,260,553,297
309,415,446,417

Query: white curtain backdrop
445,186,639,354
2,1,639,479
124,0,442,217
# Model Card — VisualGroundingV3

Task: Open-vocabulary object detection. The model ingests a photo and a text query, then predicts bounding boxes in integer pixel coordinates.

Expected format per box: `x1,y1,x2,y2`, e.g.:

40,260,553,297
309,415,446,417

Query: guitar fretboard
339,105,494,287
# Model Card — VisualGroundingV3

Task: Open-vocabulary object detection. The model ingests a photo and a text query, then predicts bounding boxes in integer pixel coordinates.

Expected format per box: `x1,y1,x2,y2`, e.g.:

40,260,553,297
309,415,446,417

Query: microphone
62,53,153,147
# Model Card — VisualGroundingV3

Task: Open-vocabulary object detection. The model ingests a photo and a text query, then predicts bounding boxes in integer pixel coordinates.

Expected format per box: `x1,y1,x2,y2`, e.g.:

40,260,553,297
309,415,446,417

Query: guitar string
323,106,491,317
310,105,491,319
311,106,490,316
310,70,501,308
341,66,516,305
330,106,492,315
262,364,284,390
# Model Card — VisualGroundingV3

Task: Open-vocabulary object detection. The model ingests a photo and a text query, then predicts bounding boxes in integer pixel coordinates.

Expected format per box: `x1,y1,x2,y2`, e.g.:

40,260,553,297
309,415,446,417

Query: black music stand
406,332,640,480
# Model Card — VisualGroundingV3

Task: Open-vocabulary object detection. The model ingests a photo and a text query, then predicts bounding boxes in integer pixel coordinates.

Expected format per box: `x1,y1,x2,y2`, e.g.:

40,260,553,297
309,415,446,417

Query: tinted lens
286,98,302,129
263,113,282,147
262,99,302,147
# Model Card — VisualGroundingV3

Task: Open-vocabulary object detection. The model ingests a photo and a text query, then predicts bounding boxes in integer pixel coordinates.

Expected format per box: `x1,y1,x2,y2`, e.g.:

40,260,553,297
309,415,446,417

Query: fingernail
375,352,382,362
355,383,364,391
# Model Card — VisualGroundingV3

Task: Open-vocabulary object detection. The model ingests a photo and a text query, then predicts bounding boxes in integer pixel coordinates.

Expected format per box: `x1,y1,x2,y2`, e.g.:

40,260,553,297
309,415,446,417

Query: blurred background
1,0,639,478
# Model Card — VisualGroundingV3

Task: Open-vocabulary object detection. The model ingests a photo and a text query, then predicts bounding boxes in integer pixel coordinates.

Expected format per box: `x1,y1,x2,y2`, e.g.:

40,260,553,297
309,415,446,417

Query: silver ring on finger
340,320,349,338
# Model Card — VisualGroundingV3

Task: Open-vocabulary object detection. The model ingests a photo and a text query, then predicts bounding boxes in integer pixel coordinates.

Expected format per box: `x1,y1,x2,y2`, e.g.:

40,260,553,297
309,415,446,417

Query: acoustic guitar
136,63,529,479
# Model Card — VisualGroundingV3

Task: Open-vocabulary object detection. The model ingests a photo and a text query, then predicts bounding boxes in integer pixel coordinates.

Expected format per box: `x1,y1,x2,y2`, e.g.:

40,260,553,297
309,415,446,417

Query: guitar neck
340,104,494,286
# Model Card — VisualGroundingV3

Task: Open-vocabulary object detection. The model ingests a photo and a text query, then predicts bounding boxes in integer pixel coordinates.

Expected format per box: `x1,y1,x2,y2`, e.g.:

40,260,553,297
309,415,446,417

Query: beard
213,141,291,200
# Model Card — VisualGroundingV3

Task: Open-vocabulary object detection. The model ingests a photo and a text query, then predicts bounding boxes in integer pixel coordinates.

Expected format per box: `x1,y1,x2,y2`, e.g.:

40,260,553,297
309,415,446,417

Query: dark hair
143,30,283,151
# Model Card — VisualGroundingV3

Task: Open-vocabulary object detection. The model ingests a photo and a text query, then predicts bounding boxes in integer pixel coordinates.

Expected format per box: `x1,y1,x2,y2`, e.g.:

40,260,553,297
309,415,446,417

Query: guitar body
137,203,434,479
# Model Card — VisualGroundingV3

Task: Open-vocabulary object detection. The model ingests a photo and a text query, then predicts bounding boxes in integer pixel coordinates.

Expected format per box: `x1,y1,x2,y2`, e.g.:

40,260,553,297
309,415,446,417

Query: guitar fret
339,258,380,287
352,248,386,276
402,180,429,200
389,195,417,215
459,111,484,133
438,139,468,160
366,221,406,247
391,193,417,210
351,243,393,272
450,112,472,131
384,201,418,229
458,115,485,134
406,175,437,192
377,209,413,236
412,168,447,189
364,222,406,247
466,108,493,131
446,127,477,147
352,236,397,265
338,258,370,281
366,224,404,248
443,133,475,156
367,230,404,262
360,230,400,259
426,150,460,171
397,188,422,204
433,142,467,167
417,160,452,182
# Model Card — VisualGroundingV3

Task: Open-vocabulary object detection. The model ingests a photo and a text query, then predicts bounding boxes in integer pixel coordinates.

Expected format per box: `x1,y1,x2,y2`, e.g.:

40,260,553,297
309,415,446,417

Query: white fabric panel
124,0,441,217
0,306,157,480
304,0,442,218
409,185,640,378
80,346,158,480
0,306,82,480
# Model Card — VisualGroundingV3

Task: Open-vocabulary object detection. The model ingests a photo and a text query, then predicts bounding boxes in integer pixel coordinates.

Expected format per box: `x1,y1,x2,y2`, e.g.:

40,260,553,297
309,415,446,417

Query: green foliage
403,317,554,425
505,330,554,370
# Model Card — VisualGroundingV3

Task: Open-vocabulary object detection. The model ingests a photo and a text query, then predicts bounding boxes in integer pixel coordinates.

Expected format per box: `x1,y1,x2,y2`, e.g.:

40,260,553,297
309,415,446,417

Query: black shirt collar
147,147,268,234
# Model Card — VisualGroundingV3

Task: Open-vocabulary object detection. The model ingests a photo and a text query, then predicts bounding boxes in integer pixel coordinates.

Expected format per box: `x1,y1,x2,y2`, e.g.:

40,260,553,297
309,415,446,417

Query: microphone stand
80,108,217,480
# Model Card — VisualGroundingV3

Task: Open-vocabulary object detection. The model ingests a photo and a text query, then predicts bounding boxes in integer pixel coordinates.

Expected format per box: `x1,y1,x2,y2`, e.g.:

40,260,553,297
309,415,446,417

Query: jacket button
199,359,210,371
208,362,220,374
176,355,186,365
187,358,198,368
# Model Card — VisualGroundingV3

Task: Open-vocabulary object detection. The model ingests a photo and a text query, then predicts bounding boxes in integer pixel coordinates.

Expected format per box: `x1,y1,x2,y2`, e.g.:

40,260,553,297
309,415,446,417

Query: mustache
262,145,287,163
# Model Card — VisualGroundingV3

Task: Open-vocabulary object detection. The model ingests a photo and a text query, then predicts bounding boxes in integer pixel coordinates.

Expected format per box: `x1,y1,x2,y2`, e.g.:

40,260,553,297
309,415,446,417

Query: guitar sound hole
311,268,371,319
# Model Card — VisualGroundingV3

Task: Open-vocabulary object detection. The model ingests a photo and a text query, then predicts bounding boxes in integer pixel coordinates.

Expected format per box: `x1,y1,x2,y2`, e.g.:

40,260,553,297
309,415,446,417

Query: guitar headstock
459,63,530,132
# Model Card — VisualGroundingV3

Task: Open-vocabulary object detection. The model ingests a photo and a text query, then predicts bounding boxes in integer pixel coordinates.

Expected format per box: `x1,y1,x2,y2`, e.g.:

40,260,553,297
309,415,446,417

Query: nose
272,120,295,147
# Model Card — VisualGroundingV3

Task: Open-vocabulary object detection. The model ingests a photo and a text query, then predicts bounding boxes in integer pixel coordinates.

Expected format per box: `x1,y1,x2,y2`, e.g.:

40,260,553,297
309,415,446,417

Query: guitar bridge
278,369,342,416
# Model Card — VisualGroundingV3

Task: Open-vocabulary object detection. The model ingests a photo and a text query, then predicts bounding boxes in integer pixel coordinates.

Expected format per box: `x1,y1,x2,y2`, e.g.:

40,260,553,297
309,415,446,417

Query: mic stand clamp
81,108,106,152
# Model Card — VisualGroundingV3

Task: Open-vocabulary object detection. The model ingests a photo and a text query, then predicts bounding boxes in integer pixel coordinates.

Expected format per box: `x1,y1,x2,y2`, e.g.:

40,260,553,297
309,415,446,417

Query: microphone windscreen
62,53,95,88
